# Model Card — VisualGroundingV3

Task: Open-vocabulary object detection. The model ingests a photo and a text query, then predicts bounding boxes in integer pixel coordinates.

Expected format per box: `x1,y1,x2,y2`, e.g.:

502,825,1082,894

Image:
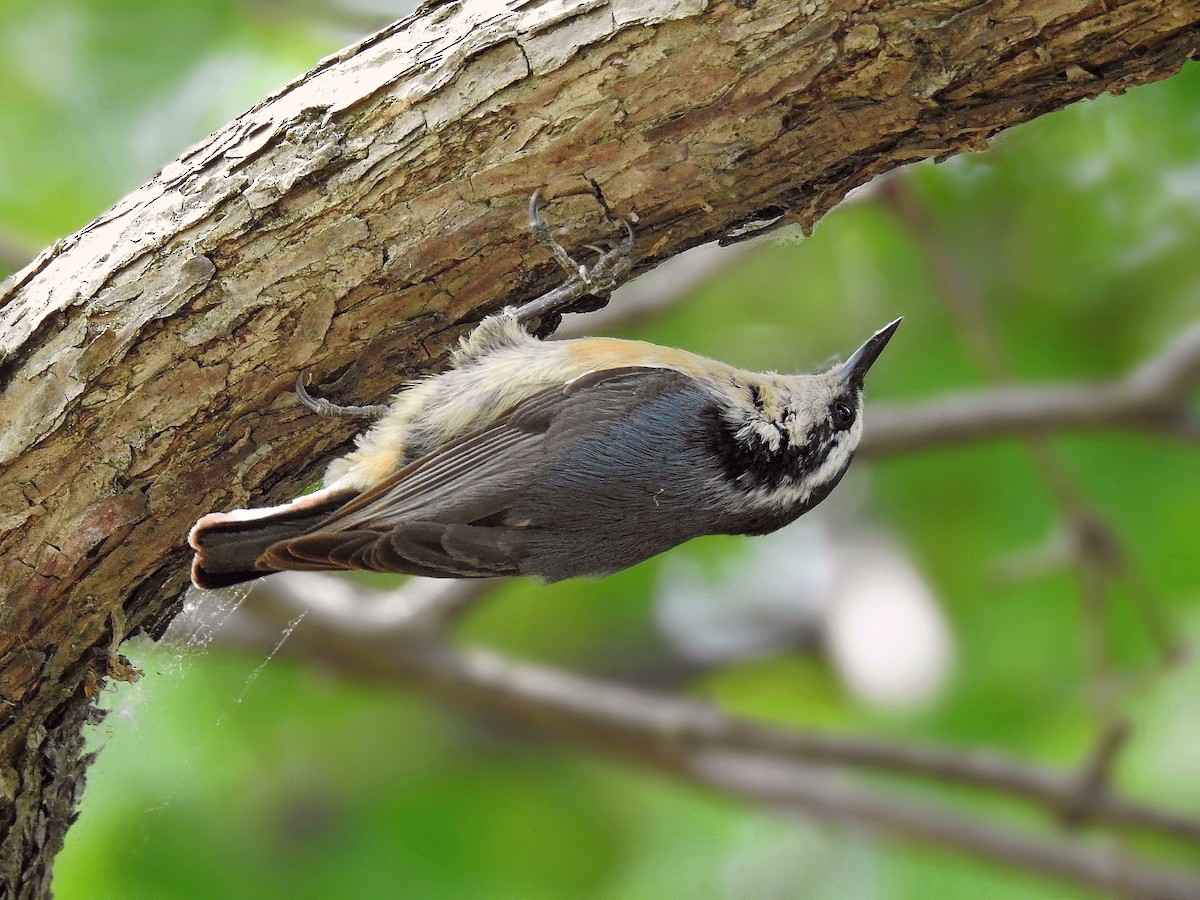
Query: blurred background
2,1,1199,897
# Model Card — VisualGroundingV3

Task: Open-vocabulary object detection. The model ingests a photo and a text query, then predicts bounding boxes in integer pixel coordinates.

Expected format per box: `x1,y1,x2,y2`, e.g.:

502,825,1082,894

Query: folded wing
259,367,706,580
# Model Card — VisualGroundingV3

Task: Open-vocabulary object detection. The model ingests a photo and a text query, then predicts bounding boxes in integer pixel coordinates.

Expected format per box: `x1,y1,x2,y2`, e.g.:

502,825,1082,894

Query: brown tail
189,489,357,590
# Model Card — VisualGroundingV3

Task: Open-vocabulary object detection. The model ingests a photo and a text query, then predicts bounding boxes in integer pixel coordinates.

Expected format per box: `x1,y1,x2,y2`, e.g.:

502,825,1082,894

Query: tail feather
189,488,358,590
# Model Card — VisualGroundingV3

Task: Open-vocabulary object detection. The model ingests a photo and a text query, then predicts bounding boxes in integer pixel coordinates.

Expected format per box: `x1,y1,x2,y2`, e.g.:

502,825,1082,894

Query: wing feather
259,367,703,579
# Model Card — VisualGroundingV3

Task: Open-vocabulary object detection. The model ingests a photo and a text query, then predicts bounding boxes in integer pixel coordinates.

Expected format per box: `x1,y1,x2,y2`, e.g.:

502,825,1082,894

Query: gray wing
259,367,715,579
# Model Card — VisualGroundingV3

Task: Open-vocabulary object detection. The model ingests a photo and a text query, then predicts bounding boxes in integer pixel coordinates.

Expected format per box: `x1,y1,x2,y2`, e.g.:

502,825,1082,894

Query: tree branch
203,573,1200,847
861,321,1200,457
691,753,1200,900
200,575,1200,897
2,0,1198,889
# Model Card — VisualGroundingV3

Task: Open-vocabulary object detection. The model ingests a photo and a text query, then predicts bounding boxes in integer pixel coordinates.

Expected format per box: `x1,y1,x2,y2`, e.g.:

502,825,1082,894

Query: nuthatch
190,192,901,590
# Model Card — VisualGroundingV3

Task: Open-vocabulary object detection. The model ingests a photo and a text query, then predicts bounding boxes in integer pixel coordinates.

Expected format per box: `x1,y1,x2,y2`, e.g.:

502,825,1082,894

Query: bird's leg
512,188,635,327
527,188,589,282
294,373,390,420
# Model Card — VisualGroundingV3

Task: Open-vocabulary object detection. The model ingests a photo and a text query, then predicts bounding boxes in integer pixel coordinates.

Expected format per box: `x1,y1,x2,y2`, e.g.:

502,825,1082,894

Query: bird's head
715,318,902,508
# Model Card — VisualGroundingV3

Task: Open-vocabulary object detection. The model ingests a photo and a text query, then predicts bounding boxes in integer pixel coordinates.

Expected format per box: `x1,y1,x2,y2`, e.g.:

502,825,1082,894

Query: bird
189,192,901,590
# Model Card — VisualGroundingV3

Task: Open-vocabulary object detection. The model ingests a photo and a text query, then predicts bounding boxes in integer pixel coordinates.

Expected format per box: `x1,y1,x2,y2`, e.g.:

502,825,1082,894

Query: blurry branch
235,575,1200,845
187,573,1200,897
561,228,1200,457
694,754,1200,900
558,241,754,337
1062,721,1132,829
175,252,1200,894
876,176,1186,725
860,320,1200,457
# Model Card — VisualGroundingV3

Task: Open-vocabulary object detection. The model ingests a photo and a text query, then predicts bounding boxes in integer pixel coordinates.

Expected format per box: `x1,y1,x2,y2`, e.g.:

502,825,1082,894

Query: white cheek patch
744,416,862,511
736,418,783,452
798,430,855,499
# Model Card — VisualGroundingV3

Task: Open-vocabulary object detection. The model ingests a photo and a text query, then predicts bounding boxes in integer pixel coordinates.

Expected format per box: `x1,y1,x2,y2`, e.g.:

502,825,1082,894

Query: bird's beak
839,317,902,388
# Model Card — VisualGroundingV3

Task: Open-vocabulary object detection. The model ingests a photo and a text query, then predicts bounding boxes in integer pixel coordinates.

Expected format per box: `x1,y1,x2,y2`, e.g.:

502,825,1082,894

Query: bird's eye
831,401,856,431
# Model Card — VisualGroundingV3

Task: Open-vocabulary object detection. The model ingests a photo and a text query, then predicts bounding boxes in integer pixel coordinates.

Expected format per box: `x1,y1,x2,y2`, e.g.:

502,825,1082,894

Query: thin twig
1061,720,1132,830
267,570,496,633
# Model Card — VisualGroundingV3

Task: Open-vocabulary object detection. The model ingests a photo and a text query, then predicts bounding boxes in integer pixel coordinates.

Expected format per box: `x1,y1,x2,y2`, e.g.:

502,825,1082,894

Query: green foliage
3,1,1197,896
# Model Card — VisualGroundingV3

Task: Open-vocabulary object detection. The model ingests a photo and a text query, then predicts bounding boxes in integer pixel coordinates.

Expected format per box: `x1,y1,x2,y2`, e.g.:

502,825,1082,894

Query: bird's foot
512,189,635,329
295,373,389,420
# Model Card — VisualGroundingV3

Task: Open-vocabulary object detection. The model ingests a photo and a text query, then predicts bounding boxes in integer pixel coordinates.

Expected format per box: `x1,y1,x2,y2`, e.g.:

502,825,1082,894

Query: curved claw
616,215,635,254
513,187,637,328
295,372,389,420
528,187,584,278
295,372,319,411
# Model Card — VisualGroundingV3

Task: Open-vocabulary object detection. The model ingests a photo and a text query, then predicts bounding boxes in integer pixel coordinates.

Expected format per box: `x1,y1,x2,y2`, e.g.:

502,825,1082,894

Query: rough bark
0,0,1196,891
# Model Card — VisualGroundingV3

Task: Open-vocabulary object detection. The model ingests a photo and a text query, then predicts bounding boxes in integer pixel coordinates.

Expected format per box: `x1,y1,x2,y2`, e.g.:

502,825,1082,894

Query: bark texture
0,0,1196,890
